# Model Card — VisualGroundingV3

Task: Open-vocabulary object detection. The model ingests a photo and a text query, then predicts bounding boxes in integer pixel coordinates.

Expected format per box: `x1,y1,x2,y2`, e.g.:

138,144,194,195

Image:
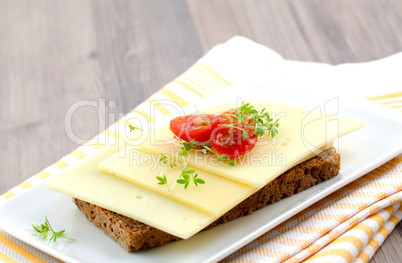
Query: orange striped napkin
223,157,402,263
1,36,401,263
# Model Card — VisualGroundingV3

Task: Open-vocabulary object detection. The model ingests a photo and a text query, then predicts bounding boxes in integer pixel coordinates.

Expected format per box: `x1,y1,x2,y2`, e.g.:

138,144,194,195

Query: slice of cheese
99,145,256,215
46,140,217,239
138,101,365,187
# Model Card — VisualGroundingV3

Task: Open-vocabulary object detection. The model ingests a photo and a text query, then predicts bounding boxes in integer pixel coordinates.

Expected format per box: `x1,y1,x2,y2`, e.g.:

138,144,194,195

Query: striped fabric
223,157,402,263
367,92,402,114
1,37,401,263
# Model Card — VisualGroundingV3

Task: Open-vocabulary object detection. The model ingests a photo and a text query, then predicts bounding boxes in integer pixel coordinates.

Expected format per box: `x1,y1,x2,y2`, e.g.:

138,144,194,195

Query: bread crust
74,147,340,251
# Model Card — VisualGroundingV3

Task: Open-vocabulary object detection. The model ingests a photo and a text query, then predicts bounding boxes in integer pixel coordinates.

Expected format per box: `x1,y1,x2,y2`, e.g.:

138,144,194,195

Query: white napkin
199,36,402,120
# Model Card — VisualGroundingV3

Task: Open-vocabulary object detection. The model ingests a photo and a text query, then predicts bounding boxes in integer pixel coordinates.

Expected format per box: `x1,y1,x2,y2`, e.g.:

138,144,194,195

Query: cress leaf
227,160,236,166
129,124,142,132
157,175,168,185
217,155,229,161
32,217,76,243
176,179,187,184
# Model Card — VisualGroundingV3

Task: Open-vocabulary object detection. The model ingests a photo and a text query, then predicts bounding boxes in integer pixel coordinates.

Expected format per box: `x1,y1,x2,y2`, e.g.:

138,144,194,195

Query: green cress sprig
179,139,198,157
194,101,279,138
127,124,205,192
156,154,177,189
129,124,142,132
216,155,241,166
200,143,216,155
32,217,76,243
218,101,280,141
237,101,280,138
156,139,205,192
194,105,212,125
215,101,280,165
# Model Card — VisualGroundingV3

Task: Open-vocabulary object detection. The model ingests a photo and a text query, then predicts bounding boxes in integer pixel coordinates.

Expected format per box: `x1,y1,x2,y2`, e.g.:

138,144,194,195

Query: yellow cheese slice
138,101,365,187
98,145,256,215
46,141,217,239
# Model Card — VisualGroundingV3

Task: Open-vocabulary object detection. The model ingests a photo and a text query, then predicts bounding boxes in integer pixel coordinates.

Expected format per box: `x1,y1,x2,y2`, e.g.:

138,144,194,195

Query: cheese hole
136,195,145,200
285,138,291,141
281,142,287,146
182,218,188,221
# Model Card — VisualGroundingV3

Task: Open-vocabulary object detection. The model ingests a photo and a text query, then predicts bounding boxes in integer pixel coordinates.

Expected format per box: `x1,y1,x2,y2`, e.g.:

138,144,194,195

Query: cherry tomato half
210,110,258,159
169,114,218,143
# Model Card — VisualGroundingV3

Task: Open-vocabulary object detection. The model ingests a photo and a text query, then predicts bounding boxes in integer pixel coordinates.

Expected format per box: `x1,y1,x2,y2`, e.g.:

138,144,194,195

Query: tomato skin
169,114,218,143
210,126,258,159
210,110,258,159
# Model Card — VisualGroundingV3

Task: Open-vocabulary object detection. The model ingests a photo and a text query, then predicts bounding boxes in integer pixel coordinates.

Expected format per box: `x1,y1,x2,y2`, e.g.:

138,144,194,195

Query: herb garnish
200,143,216,154
219,101,280,141
156,139,205,192
129,124,142,132
194,105,212,125
217,154,241,166
32,217,76,243
179,139,198,157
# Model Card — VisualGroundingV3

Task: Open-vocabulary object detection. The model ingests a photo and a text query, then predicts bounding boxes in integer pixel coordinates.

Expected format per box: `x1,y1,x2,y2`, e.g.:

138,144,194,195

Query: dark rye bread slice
74,147,340,252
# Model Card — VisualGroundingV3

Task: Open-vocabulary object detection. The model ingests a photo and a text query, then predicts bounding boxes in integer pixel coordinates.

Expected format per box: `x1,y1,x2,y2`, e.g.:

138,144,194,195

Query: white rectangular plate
1,85,401,263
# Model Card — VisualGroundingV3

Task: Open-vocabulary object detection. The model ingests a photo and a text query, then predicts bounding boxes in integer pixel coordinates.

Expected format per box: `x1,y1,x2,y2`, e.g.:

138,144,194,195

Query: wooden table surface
1,1,401,262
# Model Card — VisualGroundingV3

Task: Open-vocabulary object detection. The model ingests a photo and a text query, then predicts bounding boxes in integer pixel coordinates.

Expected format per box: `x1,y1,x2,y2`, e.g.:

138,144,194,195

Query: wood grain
187,0,402,63
0,0,401,262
